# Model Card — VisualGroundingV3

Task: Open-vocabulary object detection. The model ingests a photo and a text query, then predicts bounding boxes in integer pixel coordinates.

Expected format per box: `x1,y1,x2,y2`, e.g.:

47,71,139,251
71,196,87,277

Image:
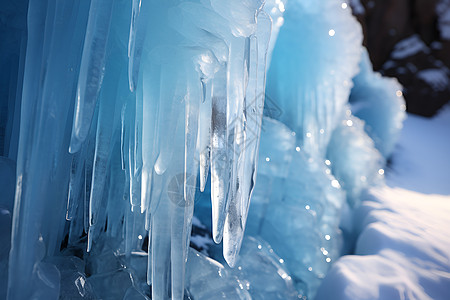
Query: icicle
120,103,127,171
105,140,126,238
127,95,141,210
222,36,247,266
210,66,229,244
141,63,160,216
69,0,115,153
66,150,85,221
151,180,171,300
198,78,212,192
153,64,185,176
88,70,119,232
173,71,201,299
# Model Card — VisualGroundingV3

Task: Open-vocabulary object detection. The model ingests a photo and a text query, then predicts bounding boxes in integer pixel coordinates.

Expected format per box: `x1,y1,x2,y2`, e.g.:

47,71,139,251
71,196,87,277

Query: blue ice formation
246,0,405,298
327,112,384,208
266,0,363,158
247,117,346,299
0,0,407,299
3,0,271,299
249,1,362,298
349,49,407,159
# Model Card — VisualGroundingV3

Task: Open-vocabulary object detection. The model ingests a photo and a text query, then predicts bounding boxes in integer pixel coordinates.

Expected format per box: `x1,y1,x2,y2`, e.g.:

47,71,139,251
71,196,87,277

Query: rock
350,0,450,117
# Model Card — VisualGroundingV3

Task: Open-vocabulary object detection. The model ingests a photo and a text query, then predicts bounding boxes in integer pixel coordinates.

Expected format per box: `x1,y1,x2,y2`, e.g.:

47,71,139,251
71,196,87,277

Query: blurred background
350,0,450,117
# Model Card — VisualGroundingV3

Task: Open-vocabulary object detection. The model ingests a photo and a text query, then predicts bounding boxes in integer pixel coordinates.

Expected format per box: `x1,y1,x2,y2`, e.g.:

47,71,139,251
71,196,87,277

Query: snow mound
316,106,450,300
316,187,450,300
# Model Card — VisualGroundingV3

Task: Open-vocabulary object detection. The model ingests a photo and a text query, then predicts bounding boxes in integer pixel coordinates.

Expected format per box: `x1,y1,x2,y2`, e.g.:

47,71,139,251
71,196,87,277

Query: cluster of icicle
8,0,271,299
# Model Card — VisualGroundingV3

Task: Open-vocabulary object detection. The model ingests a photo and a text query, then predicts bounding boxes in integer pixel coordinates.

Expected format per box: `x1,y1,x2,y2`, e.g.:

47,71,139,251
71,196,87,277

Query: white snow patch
437,0,450,40
387,105,450,195
417,69,449,91
350,0,365,15
316,105,450,300
192,215,206,229
190,234,213,253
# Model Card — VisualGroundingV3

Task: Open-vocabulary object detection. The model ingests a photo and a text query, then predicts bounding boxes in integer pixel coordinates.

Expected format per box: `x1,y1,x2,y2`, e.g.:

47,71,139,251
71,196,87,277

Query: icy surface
186,248,251,300
231,236,300,299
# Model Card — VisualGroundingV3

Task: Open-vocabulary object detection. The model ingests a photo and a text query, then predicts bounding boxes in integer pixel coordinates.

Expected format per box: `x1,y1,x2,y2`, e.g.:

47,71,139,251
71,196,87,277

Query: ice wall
245,0,403,298
0,0,28,160
6,0,271,299
248,1,405,298
246,1,362,298
266,0,362,157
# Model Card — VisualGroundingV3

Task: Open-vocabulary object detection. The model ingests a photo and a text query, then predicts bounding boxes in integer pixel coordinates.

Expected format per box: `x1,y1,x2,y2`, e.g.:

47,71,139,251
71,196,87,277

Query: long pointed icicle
87,68,119,251
222,36,247,266
198,78,212,192
141,64,160,218
153,64,184,176
69,0,114,153
66,150,85,221
210,66,229,244
128,0,149,92
222,10,272,265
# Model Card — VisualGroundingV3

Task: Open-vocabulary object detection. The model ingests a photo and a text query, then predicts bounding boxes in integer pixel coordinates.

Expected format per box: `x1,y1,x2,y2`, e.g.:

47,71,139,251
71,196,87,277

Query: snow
416,69,449,92
350,0,365,15
387,105,450,195
390,35,429,60
437,0,450,40
316,106,450,300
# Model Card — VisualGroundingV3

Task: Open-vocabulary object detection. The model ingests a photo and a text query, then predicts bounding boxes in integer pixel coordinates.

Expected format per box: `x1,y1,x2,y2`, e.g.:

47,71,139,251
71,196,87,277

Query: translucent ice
327,112,385,207
5,0,272,299
230,236,300,300
349,48,406,159
0,158,15,300
266,0,362,157
186,248,251,300
46,256,95,300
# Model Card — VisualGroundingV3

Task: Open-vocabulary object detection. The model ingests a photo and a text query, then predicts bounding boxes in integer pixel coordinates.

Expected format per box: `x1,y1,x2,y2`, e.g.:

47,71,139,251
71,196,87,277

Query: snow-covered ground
316,106,450,300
